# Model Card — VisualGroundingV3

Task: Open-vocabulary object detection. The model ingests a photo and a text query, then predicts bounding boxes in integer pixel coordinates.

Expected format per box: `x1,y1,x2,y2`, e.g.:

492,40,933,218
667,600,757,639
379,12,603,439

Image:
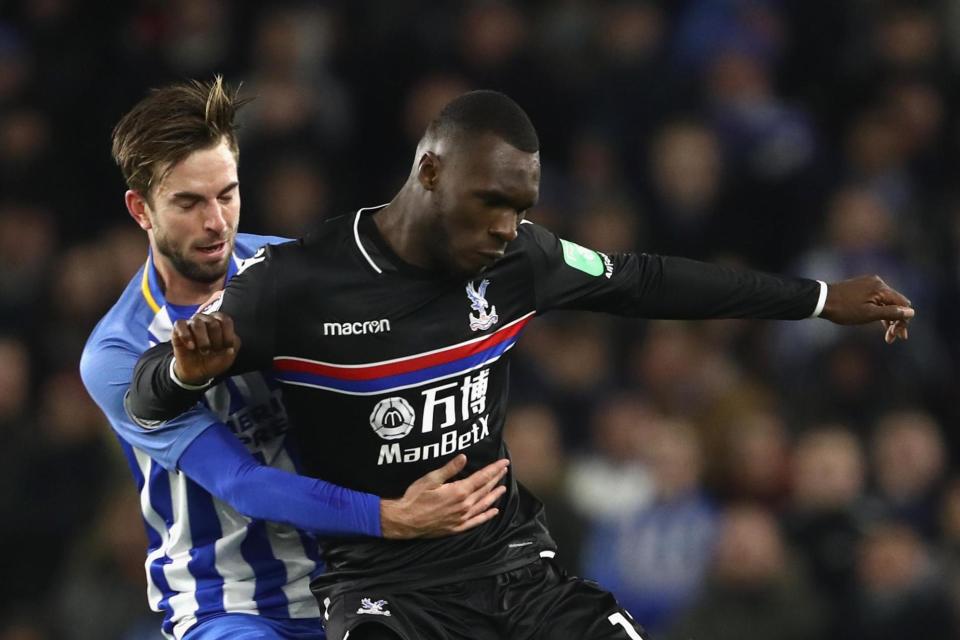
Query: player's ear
417,151,440,192
126,190,153,231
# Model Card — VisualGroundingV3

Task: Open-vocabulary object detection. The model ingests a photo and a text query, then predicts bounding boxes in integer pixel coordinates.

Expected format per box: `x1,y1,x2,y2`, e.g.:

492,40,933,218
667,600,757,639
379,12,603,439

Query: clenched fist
171,310,241,385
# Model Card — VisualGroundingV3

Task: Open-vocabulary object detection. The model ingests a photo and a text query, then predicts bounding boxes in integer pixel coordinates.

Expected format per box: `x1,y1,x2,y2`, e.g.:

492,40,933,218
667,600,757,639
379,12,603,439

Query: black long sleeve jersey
129,207,821,599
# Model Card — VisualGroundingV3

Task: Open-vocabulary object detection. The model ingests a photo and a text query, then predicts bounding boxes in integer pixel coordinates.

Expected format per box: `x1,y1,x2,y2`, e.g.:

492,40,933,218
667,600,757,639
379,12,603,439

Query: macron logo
324,319,391,336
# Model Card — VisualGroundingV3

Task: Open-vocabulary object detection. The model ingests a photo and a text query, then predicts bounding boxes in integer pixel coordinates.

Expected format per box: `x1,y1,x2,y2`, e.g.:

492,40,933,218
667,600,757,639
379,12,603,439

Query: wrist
170,358,213,389
380,499,398,538
380,498,413,539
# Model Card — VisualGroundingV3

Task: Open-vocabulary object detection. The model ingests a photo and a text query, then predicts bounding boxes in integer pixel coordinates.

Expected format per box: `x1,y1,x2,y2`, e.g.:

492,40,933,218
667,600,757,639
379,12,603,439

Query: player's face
432,134,539,277
145,140,240,284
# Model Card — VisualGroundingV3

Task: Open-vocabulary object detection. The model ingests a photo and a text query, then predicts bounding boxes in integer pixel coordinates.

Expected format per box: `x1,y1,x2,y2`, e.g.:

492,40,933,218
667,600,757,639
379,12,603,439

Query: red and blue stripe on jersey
272,311,535,395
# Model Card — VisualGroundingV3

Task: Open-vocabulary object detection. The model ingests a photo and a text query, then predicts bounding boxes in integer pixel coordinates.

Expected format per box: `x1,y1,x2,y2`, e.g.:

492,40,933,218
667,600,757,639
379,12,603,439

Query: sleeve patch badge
560,239,604,276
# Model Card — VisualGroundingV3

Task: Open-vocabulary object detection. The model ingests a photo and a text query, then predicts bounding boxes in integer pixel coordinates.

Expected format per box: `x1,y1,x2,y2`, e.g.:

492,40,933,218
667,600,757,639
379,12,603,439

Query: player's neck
374,190,439,271
152,251,225,306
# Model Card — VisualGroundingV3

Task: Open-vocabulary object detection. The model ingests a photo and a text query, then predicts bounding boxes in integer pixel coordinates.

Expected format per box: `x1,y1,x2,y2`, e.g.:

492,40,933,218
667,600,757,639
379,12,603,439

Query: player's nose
203,200,229,234
490,210,519,244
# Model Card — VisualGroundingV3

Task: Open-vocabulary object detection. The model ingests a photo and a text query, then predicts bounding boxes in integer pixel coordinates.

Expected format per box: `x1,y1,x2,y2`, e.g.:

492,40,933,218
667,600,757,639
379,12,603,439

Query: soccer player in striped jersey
127,91,914,640
80,79,508,640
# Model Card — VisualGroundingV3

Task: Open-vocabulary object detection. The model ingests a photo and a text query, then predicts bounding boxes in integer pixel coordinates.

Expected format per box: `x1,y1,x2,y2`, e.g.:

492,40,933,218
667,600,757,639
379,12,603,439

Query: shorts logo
369,397,416,440
357,598,392,617
467,279,498,331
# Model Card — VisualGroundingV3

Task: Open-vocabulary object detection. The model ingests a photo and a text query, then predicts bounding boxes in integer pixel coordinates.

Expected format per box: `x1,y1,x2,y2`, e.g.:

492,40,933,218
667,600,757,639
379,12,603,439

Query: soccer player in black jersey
128,91,914,640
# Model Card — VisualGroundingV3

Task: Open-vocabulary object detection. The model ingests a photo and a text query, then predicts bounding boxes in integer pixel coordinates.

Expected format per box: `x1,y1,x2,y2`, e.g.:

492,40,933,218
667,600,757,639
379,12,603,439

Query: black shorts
320,559,647,640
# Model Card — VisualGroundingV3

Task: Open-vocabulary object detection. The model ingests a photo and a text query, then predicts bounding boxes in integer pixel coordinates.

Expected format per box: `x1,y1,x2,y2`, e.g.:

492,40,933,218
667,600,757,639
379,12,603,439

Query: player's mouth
478,249,505,265
196,241,228,259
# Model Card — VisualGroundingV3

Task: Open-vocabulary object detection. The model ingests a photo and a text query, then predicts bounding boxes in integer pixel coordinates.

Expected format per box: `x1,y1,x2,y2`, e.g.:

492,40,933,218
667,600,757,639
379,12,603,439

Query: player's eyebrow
171,182,239,201
473,189,536,211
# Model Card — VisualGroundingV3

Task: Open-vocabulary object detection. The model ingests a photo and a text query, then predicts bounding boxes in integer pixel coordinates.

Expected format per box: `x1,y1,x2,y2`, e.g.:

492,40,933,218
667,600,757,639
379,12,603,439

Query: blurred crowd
2,1,960,639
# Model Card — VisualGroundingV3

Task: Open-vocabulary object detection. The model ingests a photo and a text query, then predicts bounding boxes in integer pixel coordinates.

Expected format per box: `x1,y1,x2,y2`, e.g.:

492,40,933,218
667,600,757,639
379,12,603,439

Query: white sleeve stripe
810,280,828,318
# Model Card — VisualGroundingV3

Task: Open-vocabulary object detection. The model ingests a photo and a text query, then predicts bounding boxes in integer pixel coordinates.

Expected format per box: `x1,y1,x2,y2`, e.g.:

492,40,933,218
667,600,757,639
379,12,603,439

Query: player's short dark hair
427,90,539,153
111,75,251,201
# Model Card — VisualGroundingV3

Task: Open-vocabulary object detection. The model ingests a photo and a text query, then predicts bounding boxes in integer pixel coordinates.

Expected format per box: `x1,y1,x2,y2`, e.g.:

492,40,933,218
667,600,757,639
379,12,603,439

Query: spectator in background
248,154,331,237
513,315,615,437
843,109,914,220
784,425,869,636
241,4,352,150
0,613,49,640
4,370,113,613
643,119,729,260
0,335,44,610
585,1,670,148
870,4,946,75
866,410,948,540
53,489,158,640
582,417,717,635
668,504,825,640
158,0,236,79
0,28,30,105
0,106,60,205
0,204,55,333
570,199,642,259
628,321,717,417
566,131,633,215
936,478,960,625
40,244,119,371
845,522,955,640
566,394,656,523
714,406,792,507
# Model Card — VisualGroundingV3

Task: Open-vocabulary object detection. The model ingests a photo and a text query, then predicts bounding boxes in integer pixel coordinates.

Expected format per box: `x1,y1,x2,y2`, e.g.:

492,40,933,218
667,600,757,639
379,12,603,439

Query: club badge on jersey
467,279,498,331
356,598,392,617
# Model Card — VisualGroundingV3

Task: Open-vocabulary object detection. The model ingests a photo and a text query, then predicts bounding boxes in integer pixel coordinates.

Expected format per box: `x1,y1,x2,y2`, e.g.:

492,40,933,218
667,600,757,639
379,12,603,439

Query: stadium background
2,1,960,638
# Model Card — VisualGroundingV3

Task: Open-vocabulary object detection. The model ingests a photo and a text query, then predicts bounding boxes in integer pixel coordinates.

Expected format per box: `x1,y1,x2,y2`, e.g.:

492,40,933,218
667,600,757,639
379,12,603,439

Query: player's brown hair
111,76,250,202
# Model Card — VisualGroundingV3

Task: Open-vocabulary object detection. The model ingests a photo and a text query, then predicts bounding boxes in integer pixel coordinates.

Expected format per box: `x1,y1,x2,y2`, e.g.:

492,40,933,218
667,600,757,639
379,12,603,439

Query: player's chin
186,257,231,284
464,252,502,276
453,261,489,280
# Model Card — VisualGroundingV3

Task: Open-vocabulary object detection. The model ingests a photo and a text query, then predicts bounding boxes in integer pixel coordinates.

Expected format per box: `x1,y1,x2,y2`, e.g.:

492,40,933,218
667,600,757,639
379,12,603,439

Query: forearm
222,464,382,537
127,342,209,422
632,254,822,320
180,424,381,537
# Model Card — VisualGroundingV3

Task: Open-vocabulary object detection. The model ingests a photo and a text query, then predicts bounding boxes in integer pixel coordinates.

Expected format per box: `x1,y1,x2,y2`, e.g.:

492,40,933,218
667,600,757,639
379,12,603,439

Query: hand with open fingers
171,311,241,385
819,275,914,342
380,454,510,539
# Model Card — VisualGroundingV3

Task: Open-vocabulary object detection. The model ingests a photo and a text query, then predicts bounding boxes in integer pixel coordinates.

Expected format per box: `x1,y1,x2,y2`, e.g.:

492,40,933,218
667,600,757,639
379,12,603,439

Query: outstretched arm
523,223,914,341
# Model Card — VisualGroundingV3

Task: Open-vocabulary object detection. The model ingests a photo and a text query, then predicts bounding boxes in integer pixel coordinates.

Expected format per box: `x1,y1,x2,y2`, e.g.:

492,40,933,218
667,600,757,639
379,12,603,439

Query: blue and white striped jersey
80,234,324,639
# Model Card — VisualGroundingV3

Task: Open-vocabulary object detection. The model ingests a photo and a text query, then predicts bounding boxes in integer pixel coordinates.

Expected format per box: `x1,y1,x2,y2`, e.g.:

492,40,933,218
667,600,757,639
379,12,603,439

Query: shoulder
234,232,294,258
510,220,561,257
304,213,354,249
80,274,151,393
84,266,153,353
